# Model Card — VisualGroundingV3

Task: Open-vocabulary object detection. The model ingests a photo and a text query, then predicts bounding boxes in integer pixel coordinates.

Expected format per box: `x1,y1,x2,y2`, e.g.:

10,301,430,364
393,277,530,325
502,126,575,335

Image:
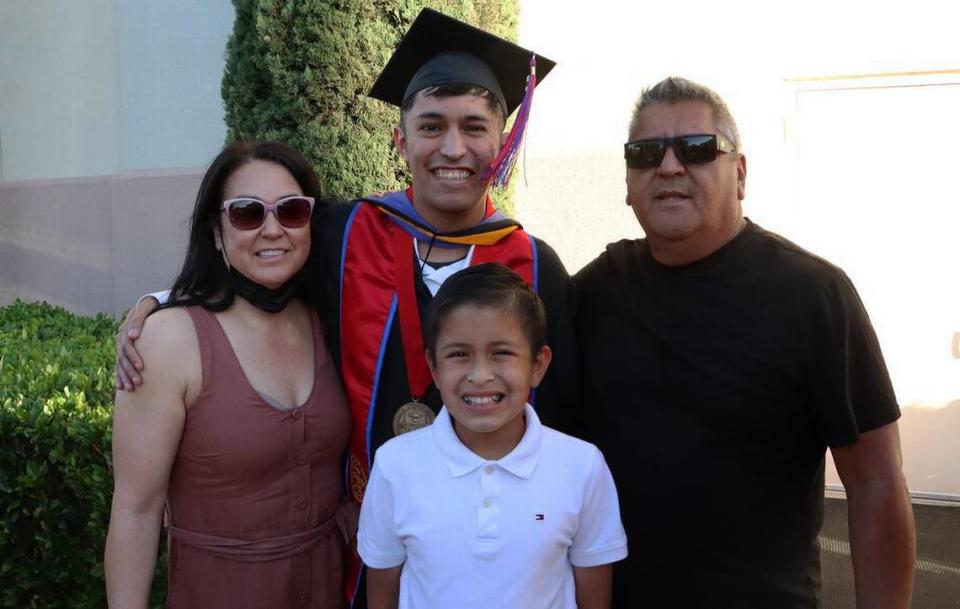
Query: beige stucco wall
0,1,232,316
0,170,200,316
0,1,232,182
514,155,635,274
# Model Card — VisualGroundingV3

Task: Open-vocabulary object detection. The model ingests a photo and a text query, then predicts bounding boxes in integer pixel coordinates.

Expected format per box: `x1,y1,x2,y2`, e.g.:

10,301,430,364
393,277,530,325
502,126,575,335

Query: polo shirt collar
432,404,543,479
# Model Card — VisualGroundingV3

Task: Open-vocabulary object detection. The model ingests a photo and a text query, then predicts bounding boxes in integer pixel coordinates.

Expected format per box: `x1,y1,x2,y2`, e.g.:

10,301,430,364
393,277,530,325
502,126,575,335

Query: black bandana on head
227,267,302,313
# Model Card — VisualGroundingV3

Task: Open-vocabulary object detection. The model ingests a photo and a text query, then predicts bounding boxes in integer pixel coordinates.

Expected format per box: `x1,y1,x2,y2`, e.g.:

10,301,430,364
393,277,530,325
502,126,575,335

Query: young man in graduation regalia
320,10,578,602
114,9,578,606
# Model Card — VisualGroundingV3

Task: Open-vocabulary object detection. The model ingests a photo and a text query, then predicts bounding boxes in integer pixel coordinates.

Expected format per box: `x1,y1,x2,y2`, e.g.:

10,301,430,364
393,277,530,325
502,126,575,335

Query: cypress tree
221,0,520,205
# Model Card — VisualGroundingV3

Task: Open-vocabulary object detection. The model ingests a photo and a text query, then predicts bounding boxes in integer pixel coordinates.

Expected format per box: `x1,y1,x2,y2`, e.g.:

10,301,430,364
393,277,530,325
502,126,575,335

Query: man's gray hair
629,77,741,150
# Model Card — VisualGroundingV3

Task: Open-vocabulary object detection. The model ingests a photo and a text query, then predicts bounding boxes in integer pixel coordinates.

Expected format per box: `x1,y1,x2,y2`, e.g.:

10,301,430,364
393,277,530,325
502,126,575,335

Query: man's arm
573,564,613,609
366,566,402,609
831,421,915,609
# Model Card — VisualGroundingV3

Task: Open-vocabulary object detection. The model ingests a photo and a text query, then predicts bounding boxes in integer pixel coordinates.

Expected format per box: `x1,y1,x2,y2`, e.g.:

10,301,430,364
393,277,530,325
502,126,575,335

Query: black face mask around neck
227,267,302,313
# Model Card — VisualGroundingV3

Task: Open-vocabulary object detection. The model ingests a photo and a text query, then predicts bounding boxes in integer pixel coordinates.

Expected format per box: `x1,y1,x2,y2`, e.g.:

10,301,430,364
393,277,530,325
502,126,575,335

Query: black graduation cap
369,8,556,117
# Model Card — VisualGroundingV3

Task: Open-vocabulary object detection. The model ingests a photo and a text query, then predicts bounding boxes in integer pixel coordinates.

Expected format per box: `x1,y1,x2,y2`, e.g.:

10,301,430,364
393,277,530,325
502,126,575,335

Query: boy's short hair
425,263,546,361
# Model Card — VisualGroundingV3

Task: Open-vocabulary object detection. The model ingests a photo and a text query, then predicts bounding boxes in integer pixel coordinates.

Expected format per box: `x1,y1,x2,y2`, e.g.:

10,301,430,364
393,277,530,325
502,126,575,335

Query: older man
576,77,915,608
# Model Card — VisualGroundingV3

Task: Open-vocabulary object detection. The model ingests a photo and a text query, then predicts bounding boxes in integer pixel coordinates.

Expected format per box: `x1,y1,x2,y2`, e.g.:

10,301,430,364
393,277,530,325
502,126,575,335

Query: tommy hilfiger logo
535,514,544,520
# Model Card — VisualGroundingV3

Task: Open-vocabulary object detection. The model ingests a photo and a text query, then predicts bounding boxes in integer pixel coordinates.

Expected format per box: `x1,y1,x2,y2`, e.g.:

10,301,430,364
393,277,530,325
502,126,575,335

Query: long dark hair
166,140,326,311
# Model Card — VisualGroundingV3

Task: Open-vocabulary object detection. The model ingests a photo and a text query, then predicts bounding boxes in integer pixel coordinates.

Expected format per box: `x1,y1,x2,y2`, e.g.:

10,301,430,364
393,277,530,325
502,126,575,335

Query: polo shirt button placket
477,462,501,540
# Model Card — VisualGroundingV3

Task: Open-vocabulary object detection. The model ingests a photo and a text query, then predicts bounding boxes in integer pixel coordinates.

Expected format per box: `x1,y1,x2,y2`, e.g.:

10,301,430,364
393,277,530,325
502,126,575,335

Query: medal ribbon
392,228,434,402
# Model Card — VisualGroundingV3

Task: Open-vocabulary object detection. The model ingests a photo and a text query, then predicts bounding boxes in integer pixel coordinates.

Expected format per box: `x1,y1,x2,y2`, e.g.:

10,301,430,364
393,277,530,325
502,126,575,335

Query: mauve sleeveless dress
163,306,351,608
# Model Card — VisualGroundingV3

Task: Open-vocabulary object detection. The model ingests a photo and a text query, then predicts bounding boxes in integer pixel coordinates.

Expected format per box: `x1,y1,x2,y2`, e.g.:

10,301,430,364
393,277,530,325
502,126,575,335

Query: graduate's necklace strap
393,227,434,405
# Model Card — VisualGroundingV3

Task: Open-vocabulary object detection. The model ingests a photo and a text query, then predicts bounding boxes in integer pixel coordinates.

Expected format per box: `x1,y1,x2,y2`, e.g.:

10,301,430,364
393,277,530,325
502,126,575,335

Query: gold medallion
392,400,436,435
348,455,368,503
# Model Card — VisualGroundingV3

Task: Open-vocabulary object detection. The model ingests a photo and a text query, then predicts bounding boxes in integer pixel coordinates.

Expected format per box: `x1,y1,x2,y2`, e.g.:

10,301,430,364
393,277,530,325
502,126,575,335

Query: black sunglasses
624,133,735,169
220,195,315,230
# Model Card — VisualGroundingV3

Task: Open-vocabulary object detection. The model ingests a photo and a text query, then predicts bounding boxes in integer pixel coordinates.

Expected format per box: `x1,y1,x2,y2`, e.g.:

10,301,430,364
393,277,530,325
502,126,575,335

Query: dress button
291,409,303,420
297,590,308,600
297,497,307,509
483,498,492,508
484,465,495,474
297,456,308,466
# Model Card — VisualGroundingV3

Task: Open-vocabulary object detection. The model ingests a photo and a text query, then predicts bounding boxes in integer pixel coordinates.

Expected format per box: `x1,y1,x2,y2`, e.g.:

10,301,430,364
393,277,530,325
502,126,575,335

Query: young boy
357,263,627,609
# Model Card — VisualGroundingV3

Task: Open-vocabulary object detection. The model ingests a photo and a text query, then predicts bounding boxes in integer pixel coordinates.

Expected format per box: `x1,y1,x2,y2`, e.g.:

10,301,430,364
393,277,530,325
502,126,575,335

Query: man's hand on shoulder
115,296,160,392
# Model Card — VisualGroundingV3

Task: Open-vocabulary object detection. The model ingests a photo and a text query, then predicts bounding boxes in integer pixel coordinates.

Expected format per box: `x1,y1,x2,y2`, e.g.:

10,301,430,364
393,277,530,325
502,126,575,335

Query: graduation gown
316,192,579,603
319,193,579,470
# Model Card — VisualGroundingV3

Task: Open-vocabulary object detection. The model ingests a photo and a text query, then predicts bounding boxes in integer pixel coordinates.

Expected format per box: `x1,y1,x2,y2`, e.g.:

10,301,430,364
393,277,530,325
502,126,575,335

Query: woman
105,141,351,608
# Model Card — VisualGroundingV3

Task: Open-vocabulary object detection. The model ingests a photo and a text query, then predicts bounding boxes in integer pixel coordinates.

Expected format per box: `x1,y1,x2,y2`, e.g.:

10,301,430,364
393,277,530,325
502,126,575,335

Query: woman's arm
104,309,197,608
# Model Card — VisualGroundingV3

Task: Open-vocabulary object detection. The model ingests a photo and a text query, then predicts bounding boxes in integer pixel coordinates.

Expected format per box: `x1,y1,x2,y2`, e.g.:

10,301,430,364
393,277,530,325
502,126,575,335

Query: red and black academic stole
391,226,437,436
340,202,396,506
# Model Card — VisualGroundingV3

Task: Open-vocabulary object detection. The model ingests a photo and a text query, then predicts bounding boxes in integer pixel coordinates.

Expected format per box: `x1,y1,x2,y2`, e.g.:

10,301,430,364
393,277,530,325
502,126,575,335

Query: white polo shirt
358,404,628,609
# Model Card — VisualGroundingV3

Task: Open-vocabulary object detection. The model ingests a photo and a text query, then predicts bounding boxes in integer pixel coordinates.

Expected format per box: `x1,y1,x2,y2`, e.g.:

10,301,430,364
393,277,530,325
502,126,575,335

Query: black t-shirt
575,220,899,609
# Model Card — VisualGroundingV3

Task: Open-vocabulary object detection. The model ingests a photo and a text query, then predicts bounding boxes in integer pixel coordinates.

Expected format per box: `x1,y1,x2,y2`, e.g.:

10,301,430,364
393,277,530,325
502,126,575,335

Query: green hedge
0,301,166,609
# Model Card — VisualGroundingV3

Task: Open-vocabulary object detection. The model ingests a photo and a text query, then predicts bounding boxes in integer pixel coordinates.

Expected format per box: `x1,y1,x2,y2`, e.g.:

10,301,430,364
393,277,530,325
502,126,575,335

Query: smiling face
395,90,504,232
214,159,311,288
428,304,551,459
626,100,747,265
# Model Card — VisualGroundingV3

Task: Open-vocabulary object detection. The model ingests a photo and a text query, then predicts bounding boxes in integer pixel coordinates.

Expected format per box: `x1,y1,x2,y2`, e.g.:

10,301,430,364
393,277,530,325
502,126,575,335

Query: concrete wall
0,0,121,181
117,0,235,171
0,0,233,180
0,0,233,315
0,170,200,316
513,156,634,273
